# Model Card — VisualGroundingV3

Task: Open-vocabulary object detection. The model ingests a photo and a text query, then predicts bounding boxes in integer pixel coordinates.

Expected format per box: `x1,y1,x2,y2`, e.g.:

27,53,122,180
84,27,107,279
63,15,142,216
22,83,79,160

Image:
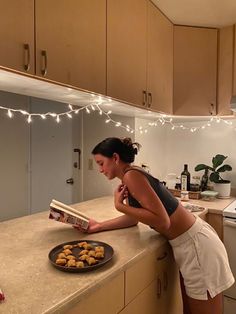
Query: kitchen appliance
223,200,236,313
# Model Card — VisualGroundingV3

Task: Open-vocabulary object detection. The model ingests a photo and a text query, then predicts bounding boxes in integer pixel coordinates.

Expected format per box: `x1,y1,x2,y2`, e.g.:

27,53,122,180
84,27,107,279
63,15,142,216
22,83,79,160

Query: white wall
134,118,168,181
82,112,135,200
135,117,236,190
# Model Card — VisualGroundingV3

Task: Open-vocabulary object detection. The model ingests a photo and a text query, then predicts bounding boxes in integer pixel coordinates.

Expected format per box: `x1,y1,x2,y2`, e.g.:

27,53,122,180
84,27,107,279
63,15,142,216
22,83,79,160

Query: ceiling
152,0,236,28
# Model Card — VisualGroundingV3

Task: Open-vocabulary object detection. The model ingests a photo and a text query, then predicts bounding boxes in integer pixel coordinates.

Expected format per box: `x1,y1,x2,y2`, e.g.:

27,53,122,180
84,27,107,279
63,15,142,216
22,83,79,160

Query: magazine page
49,207,89,230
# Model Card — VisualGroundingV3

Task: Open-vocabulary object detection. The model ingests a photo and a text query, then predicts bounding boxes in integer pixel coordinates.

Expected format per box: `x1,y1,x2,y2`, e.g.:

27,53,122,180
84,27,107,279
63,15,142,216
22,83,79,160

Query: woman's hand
114,184,128,209
73,218,102,234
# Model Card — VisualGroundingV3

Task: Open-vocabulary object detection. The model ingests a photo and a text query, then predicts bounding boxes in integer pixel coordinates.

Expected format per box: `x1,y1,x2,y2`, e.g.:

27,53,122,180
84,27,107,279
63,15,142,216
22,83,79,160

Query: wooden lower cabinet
207,212,223,241
119,279,161,314
65,243,182,314
66,272,124,314
121,243,182,314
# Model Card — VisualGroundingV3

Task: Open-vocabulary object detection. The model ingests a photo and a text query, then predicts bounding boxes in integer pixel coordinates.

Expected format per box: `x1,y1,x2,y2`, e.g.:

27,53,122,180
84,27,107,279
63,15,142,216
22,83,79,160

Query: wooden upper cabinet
35,0,106,94
217,25,234,116
233,24,236,96
147,2,173,114
173,26,217,116
107,0,147,107
0,0,34,74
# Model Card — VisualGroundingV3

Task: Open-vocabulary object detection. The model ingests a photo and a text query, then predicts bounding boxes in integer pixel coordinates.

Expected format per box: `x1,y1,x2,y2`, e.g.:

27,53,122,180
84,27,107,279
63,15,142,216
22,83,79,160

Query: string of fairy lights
0,101,236,134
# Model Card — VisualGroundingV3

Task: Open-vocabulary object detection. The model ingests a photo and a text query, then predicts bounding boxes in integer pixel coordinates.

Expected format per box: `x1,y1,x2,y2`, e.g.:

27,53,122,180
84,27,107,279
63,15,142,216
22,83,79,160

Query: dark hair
92,137,141,163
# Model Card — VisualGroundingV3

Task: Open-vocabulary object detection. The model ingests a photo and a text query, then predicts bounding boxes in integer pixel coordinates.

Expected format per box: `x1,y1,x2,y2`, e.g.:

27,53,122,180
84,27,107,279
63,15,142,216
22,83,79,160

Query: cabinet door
217,26,234,115
119,279,161,314
173,26,217,116
35,0,106,94
125,242,168,305
107,0,147,107
0,0,34,74
161,245,183,314
147,1,173,114
66,272,124,314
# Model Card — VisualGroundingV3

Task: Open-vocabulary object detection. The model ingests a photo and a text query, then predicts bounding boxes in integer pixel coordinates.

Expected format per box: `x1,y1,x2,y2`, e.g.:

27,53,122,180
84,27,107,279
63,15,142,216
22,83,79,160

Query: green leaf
210,172,220,183
212,154,227,169
216,165,232,173
194,164,212,171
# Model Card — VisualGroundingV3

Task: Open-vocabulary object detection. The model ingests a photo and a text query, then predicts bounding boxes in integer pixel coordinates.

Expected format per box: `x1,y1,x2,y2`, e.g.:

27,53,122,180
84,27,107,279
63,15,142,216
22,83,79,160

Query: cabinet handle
142,90,147,106
157,277,162,298
23,43,30,71
41,50,48,76
163,271,168,290
157,251,167,261
147,92,152,108
209,103,215,115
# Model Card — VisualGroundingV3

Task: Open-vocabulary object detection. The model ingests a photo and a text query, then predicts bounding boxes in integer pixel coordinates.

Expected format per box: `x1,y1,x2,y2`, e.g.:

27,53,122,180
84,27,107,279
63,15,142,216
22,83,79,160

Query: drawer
125,242,170,305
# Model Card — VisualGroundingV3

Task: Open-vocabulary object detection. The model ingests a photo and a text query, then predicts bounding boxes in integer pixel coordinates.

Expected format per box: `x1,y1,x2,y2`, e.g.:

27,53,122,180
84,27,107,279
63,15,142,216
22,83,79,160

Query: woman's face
94,154,117,180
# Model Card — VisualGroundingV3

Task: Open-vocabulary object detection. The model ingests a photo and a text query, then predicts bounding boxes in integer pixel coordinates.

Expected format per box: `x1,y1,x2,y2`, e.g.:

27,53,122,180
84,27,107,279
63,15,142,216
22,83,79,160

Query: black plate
48,240,114,273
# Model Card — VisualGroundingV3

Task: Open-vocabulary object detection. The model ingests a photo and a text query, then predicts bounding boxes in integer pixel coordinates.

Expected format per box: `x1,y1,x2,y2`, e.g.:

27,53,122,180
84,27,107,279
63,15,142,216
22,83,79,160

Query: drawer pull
147,92,152,108
23,43,30,71
142,90,147,106
157,251,167,261
157,277,162,298
41,50,48,76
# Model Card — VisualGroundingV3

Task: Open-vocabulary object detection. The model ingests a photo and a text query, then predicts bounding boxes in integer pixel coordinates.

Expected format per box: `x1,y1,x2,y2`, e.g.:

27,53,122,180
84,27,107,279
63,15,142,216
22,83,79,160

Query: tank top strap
124,166,148,175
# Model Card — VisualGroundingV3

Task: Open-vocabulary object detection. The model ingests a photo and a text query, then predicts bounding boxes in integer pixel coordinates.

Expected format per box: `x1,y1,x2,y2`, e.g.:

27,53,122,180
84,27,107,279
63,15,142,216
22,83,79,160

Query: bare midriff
155,203,196,240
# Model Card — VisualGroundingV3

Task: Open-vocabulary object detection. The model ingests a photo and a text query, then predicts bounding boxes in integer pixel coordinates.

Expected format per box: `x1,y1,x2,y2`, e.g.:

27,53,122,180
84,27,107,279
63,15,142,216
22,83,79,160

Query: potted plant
195,154,232,198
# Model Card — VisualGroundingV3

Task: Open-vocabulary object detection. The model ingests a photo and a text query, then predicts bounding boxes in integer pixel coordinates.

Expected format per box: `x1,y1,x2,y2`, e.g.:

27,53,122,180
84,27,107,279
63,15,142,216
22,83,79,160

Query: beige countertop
180,196,236,214
0,195,234,314
0,196,166,314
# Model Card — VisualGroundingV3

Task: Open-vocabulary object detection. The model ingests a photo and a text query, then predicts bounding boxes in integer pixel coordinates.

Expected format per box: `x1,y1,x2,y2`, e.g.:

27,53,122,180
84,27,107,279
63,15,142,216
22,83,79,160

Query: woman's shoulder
123,166,150,183
124,165,146,174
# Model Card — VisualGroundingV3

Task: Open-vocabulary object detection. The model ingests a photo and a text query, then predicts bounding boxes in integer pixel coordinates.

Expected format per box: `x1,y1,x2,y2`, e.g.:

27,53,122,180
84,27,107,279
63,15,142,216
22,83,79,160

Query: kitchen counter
0,196,166,314
0,195,234,314
180,196,236,214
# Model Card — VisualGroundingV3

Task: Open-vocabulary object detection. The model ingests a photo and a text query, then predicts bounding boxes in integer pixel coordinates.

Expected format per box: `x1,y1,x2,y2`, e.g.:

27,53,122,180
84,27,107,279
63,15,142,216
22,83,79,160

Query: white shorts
169,215,235,300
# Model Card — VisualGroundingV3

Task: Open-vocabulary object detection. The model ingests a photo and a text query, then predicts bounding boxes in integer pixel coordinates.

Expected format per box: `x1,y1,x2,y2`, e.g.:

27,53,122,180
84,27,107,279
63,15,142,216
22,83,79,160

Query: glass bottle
181,164,191,191
200,168,209,191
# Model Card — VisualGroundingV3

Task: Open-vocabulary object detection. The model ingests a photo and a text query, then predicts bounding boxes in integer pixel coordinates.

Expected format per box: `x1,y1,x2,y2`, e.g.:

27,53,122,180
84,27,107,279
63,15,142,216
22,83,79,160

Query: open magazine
49,199,89,230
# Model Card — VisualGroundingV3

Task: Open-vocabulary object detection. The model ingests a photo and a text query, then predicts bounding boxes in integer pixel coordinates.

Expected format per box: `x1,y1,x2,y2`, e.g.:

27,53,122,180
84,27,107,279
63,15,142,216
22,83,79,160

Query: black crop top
125,167,179,216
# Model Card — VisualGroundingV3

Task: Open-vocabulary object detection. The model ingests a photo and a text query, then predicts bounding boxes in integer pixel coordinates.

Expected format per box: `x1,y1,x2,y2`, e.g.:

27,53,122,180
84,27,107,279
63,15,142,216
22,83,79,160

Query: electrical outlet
88,158,94,170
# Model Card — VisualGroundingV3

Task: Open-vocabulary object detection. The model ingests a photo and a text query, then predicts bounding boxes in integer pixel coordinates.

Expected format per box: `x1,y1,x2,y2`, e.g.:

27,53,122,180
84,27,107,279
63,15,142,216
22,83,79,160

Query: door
147,2,173,114
173,26,217,115
30,98,82,213
0,92,29,221
0,0,34,74
107,0,147,107
35,0,106,94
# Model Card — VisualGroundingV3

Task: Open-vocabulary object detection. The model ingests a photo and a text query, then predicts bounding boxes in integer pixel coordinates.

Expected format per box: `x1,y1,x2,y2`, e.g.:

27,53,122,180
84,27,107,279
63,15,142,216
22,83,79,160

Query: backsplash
135,117,236,196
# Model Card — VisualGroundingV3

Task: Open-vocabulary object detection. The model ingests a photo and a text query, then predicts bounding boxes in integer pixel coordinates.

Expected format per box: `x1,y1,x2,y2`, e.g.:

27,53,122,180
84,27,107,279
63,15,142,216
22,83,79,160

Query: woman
75,137,234,314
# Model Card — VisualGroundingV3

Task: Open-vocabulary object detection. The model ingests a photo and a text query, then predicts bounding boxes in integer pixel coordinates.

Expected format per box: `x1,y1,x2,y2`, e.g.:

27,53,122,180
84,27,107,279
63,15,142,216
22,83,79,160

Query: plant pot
213,181,231,198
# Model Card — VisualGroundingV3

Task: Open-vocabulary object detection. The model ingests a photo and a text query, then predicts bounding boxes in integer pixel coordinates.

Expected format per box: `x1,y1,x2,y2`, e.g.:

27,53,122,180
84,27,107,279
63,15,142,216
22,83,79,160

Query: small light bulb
27,115,32,123
7,110,13,118
41,114,46,119
67,113,72,118
56,115,60,123
86,107,90,114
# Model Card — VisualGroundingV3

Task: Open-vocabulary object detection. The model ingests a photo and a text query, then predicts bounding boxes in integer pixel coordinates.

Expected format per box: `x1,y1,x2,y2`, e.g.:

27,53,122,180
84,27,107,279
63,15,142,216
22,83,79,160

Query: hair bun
122,137,141,155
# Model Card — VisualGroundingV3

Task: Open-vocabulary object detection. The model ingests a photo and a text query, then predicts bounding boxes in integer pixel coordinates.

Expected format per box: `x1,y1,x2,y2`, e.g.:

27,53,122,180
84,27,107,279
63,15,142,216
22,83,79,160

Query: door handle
66,178,74,184
74,148,81,169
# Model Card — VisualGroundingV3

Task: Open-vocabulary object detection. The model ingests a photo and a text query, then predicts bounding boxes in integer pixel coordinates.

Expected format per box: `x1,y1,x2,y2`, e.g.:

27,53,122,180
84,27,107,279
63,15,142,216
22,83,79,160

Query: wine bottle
181,164,191,191
200,168,209,191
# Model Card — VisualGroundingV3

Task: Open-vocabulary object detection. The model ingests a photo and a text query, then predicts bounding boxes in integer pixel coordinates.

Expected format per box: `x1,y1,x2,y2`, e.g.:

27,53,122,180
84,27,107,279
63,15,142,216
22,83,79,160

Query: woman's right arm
74,214,138,234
